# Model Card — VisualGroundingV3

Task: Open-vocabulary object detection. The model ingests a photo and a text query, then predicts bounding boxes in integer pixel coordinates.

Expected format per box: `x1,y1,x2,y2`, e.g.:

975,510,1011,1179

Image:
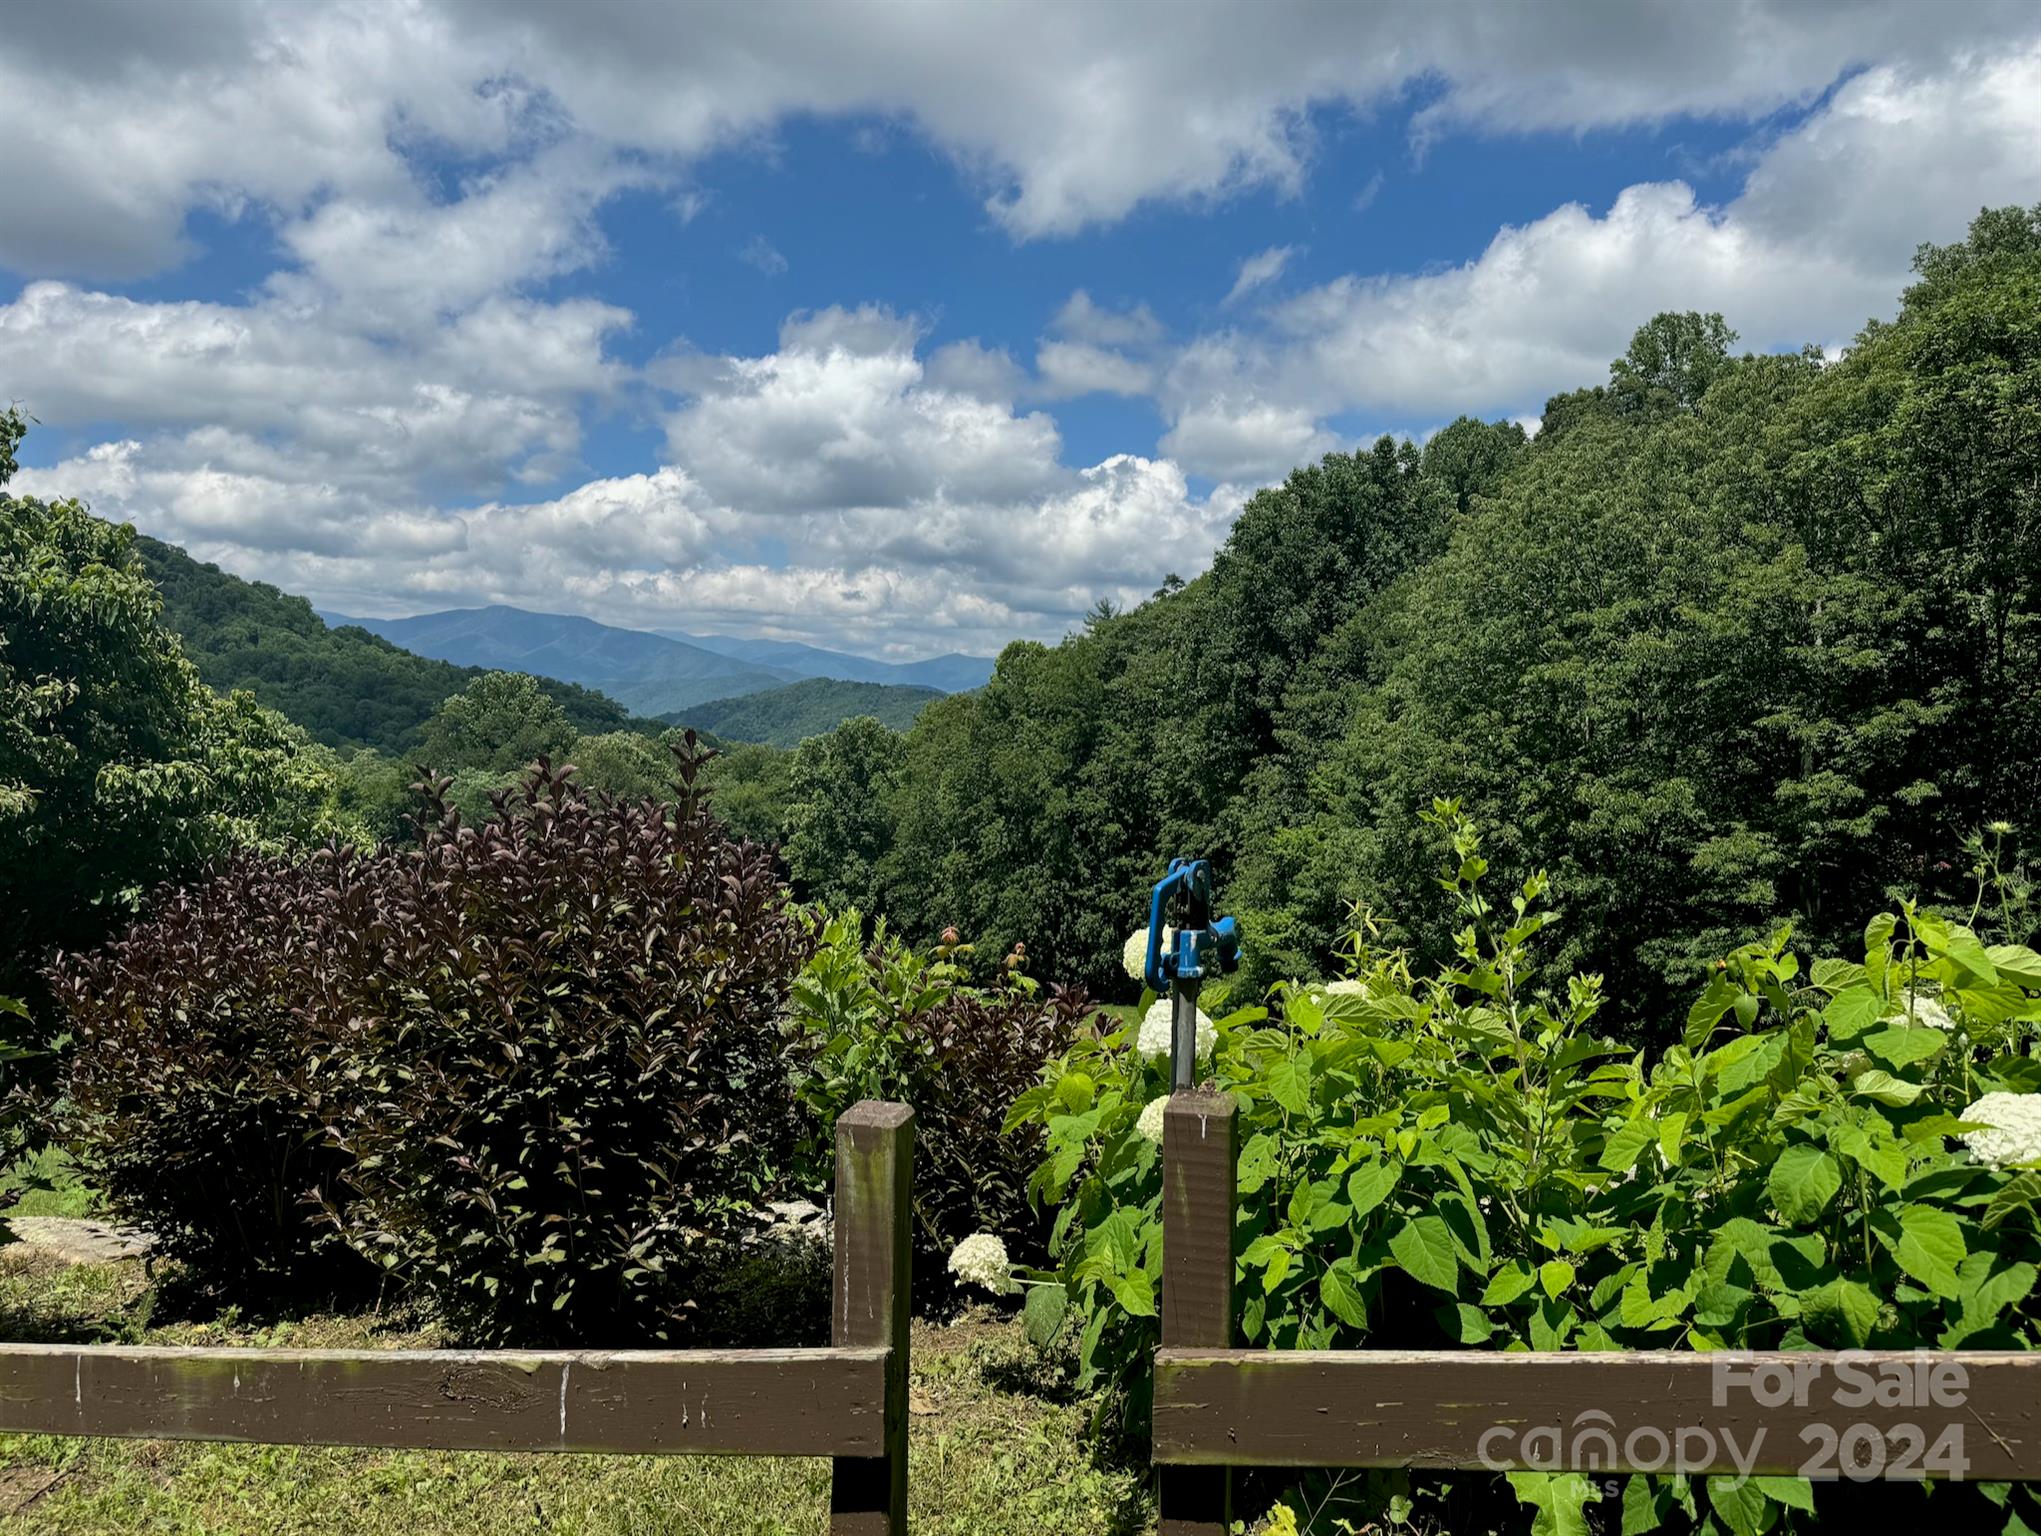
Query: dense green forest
137,537,651,753
771,207,2041,1029
8,206,2038,1046
667,676,940,746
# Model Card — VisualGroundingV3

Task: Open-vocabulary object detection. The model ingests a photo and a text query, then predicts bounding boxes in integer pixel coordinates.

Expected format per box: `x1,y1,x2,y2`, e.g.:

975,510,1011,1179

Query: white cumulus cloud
6,2,2041,655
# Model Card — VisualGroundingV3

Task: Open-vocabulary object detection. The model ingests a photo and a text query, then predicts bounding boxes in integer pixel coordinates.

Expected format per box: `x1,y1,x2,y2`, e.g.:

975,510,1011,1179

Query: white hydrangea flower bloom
946,1232,1016,1294
1122,926,1174,981
1897,988,1956,1032
1325,978,1366,997
1135,1095,1169,1145
1960,1093,2041,1169
1137,997,1215,1061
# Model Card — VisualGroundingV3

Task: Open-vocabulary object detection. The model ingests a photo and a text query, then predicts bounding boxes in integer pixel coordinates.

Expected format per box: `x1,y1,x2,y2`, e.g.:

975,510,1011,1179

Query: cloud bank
4,1,2039,652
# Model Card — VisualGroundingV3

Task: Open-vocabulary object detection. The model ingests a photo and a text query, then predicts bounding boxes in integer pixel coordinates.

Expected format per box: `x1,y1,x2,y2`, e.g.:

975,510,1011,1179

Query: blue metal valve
1141,858,1240,1088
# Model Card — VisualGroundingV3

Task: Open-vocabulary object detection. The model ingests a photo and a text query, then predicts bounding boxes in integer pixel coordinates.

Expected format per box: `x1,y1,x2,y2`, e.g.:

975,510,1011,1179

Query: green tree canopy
701,740,794,846
417,672,576,776
0,407,22,486
571,729,674,800
783,716,907,909
1609,309,1738,412
1,431,342,1003
767,207,2041,1033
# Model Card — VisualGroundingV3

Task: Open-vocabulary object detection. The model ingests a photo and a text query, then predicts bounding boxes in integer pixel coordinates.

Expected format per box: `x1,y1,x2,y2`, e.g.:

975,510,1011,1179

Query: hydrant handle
1141,858,1240,1087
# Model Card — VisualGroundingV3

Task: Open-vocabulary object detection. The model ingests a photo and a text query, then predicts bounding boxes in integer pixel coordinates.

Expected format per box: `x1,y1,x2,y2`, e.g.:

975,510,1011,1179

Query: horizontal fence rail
1153,1088,2041,1533
0,1343,890,1456
0,1099,914,1536
1154,1347,2041,1479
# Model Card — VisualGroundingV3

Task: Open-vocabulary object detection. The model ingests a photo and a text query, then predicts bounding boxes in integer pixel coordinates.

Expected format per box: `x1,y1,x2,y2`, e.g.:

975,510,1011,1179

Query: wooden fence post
1161,1088,1236,1536
829,1100,914,1536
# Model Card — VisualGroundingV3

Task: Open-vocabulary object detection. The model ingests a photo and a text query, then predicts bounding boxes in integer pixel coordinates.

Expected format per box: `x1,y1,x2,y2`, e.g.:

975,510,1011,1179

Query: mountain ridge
322,605,796,717
320,603,996,716
658,629,994,693
664,676,942,748
138,540,650,753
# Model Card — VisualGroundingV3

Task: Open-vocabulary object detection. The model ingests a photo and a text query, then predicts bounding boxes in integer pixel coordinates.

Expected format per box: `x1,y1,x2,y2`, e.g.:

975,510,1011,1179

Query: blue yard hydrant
1141,857,1241,1090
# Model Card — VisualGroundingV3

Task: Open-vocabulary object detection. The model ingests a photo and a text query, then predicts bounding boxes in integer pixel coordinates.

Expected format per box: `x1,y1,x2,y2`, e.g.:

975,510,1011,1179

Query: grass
0,1249,1154,1534
2,1149,100,1220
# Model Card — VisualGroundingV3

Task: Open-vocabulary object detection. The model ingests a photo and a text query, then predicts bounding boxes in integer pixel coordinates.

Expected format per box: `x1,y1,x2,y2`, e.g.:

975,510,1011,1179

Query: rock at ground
5,1216,155,1265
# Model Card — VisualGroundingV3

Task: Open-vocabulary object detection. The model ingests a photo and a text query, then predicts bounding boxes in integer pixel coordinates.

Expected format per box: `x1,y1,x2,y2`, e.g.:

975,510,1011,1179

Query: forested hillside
140,539,647,752
777,207,2041,1031
329,604,795,716
668,677,940,746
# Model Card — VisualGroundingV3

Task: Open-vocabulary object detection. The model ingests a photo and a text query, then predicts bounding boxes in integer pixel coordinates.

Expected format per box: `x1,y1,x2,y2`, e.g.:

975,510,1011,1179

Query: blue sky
5,1,2040,659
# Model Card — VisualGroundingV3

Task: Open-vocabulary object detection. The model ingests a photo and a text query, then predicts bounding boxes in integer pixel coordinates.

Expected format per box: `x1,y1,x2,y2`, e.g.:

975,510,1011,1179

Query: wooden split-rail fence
1151,1089,2041,1534
10,1091,2041,1535
0,1102,913,1535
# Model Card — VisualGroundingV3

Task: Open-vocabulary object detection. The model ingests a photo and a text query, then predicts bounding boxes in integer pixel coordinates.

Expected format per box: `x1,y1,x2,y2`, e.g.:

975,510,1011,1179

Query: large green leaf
1963,1260,2037,1325
1706,1475,1771,1536
1266,1052,1313,1115
1319,1258,1370,1328
1799,1277,1879,1348
1482,1261,1538,1306
1345,1158,1399,1220
1022,1281,1069,1346
1767,1145,1842,1226
1753,1476,1814,1513
1508,1471,1599,1536
1236,1131,1278,1194
1685,975,1739,1050
1893,1206,1967,1300
1985,1172,2041,1231
1828,1120,1910,1192
1109,1268,1156,1318
1620,1474,1664,1535
1388,1214,1460,1293
1440,1191,1491,1271
1692,1279,1754,1328
1863,1026,1947,1069
1937,923,2000,985
1823,986,1883,1042
1811,956,1866,993
1987,945,2041,988
1598,1119,1654,1173
1434,1300,1491,1343
1852,1069,1925,1106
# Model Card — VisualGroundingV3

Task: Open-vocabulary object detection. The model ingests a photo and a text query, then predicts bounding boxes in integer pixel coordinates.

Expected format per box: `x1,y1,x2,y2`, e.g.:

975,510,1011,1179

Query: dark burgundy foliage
55,736,814,1342
903,982,1089,1279
51,854,367,1295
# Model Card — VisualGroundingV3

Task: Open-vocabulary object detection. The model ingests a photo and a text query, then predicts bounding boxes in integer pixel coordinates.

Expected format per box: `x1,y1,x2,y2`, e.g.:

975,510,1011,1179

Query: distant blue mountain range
660,630,995,694
319,604,993,718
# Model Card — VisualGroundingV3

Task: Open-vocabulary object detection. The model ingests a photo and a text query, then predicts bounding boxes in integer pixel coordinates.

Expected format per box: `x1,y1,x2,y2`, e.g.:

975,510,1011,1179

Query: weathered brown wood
1154,1348,2041,1480
829,1099,913,1536
1160,1089,1235,1536
0,1344,888,1456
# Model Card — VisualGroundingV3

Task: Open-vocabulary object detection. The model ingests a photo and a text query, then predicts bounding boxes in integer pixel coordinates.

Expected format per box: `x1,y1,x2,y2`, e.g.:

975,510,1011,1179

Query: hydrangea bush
1005,803,2041,1535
